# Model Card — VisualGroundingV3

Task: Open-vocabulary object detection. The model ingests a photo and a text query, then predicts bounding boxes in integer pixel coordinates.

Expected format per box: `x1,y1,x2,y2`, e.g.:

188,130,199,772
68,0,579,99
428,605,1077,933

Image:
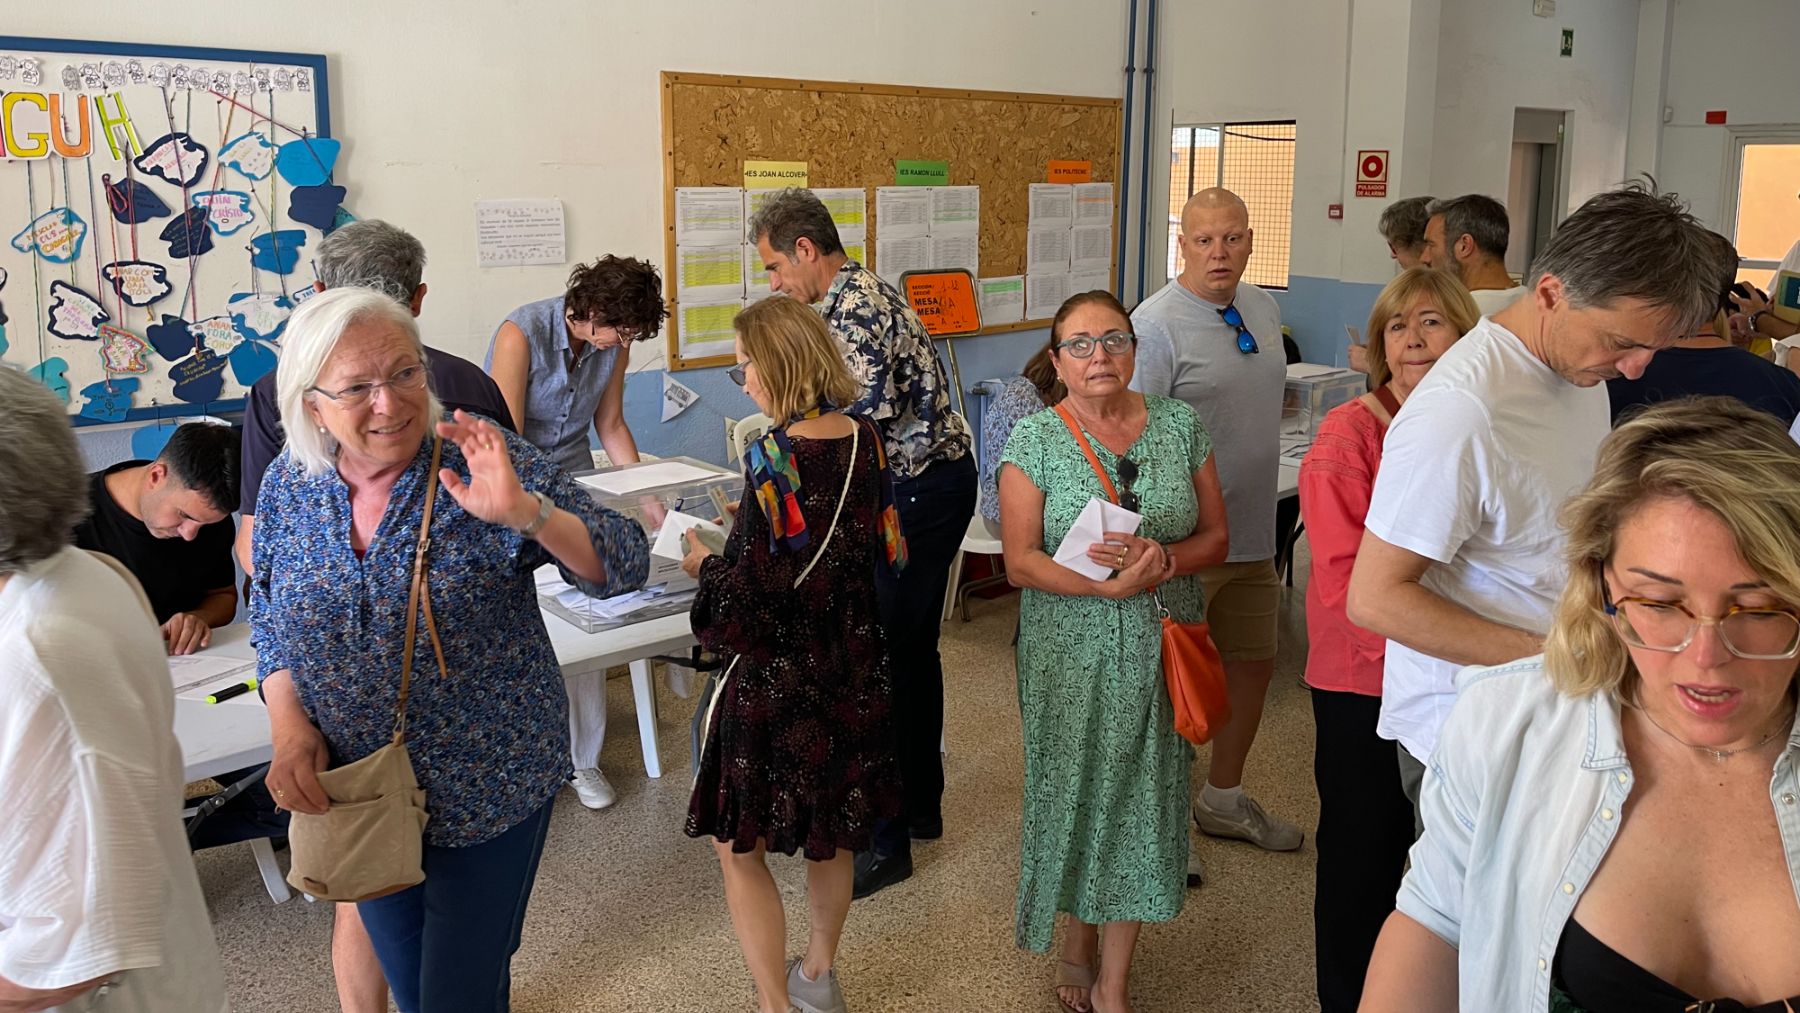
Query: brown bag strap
1053,403,1120,504
1359,383,1402,427
393,437,449,744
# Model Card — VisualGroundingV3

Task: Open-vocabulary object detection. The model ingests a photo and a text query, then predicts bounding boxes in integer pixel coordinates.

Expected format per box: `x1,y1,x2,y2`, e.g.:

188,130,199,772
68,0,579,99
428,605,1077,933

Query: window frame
1723,126,1800,273
1166,119,1297,291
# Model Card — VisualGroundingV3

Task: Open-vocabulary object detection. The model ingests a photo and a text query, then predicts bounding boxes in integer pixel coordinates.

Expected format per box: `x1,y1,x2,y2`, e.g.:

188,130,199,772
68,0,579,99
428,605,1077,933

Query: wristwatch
1749,310,1766,335
513,490,555,538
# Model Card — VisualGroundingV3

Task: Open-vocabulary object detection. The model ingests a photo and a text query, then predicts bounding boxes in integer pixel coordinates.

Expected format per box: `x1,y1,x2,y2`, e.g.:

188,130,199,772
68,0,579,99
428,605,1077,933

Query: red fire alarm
1705,110,1728,124
1327,203,1344,220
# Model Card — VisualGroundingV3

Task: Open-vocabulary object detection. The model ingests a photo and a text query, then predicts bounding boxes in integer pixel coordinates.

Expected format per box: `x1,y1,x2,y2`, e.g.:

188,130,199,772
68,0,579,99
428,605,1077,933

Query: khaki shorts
1197,558,1281,662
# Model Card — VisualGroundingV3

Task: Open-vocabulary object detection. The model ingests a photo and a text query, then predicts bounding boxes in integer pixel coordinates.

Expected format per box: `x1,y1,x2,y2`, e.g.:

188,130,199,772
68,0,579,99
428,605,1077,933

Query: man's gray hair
1378,196,1434,251
746,188,845,258
315,219,426,304
0,367,90,574
277,287,442,476
1528,181,1717,334
1427,194,1510,260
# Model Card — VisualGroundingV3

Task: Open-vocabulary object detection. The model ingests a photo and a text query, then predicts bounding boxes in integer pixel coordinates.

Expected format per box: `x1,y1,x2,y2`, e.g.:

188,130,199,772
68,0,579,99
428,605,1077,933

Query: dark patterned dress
684,425,901,860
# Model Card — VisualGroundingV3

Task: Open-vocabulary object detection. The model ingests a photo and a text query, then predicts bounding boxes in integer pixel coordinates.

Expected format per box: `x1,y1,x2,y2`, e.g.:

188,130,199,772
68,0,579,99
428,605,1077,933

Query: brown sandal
1055,959,1096,1013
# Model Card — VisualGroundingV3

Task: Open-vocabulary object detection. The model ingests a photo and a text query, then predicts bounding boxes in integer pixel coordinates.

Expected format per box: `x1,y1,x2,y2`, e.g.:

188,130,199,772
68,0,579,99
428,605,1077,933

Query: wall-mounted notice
1026,272,1073,320
812,187,869,243
875,235,931,286
875,187,932,240
744,160,809,189
929,233,980,277
930,186,980,234
675,188,745,246
675,245,745,303
475,199,566,268
1028,183,1075,230
978,276,1025,325
1073,182,1115,225
1071,225,1112,271
1047,160,1093,184
678,300,742,361
895,159,949,187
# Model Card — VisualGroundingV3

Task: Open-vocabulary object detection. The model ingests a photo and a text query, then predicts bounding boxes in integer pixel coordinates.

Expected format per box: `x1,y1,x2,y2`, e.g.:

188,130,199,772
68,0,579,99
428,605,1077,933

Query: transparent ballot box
540,456,743,633
1283,364,1365,442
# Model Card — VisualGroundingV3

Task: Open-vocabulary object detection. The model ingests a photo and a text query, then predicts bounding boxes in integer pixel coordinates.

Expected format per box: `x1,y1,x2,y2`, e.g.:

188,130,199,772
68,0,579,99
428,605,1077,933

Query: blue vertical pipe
1134,0,1158,304
1116,0,1138,297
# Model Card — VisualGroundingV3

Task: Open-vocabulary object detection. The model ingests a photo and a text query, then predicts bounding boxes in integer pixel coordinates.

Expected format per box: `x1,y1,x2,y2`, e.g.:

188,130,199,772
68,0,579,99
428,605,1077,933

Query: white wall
1653,0,1800,231
11,1,1128,372
1430,0,1640,214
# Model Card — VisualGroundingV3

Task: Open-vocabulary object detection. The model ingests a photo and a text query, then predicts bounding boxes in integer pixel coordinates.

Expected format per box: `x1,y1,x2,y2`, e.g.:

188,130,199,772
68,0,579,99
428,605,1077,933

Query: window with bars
1167,121,1296,290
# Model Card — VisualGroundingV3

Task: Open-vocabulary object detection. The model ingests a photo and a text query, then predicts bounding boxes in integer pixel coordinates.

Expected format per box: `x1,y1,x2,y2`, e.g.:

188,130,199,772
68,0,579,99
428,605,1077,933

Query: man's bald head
1176,188,1255,303
1181,187,1250,231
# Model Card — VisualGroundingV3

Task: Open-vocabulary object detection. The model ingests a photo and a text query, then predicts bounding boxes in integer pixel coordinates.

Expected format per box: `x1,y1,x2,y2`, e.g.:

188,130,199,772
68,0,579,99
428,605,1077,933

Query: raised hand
435,410,534,528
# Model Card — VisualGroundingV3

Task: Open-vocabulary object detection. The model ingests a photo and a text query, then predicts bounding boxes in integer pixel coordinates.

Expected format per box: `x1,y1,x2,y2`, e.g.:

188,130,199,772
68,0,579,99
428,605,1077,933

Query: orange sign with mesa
902,270,983,338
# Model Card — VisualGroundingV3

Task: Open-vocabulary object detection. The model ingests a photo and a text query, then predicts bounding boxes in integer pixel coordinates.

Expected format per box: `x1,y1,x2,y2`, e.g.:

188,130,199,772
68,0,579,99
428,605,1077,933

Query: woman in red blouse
1299,267,1479,1013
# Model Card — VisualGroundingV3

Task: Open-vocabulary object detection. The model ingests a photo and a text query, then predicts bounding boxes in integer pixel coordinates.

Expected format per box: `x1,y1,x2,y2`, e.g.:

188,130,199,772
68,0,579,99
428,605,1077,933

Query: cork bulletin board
661,71,1122,370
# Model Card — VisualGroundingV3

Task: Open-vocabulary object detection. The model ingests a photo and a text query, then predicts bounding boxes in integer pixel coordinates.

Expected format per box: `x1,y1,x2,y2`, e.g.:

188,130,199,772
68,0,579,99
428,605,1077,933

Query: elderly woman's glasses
1603,593,1800,660
1219,304,1259,355
728,361,750,386
1053,331,1136,359
1117,457,1141,513
310,363,428,406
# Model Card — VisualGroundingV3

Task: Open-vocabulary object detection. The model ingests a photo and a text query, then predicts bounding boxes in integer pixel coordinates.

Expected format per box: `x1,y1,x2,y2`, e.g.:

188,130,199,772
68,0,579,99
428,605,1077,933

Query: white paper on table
578,460,720,496
874,187,931,239
168,654,257,695
675,244,746,302
1026,272,1073,320
929,186,980,234
928,233,980,276
1070,224,1112,270
876,235,932,285
1052,498,1143,580
674,187,746,246
1073,182,1114,225
1027,228,1073,274
1028,183,1075,230
1070,268,1112,294
812,187,868,244
474,198,566,268
1287,362,1352,378
978,275,1025,325
651,509,726,560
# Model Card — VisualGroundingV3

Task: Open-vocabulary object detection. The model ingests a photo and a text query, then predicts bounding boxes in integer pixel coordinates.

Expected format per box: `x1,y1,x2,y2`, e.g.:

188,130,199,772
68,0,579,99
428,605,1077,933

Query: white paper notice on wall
675,188,746,246
1028,183,1075,230
978,276,1025,325
1071,225,1112,270
661,372,700,422
475,199,566,268
1026,272,1073,320
1073,182,1114,225
875,187,932,240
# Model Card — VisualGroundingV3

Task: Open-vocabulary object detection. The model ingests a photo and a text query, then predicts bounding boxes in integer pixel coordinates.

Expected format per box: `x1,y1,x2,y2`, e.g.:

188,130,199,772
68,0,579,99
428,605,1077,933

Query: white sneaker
1192,792,1303,852
570,768,616,810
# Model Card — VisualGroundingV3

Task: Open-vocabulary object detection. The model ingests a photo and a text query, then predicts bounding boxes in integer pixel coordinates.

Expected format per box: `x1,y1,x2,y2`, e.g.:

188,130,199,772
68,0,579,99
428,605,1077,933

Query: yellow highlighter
205,677,259,704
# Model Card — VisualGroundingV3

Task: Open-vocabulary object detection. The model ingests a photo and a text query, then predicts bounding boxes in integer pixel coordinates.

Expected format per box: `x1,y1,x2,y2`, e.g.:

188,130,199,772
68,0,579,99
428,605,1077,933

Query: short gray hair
1427,194,1510,260
315,219,426,304
747,188,844,258
1528,181,1717,334
1378,196,1434,251
0,368,90,574
276,287,441,476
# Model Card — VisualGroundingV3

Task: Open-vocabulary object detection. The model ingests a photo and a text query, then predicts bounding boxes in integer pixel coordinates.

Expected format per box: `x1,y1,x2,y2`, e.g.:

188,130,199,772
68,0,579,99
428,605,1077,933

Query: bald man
1130,188,1303,860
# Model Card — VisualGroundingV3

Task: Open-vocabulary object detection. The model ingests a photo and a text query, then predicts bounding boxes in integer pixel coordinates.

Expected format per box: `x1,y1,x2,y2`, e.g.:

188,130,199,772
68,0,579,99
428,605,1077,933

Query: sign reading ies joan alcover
743,160,809,189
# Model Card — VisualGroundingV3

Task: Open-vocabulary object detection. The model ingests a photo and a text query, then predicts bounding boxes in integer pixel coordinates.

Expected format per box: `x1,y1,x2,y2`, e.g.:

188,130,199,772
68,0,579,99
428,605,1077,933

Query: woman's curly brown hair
564,255,669,340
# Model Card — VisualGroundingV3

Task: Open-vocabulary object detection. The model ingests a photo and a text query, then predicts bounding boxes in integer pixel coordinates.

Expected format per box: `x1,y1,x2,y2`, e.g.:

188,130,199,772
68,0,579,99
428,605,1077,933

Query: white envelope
652,509,727,560
1052,497,1144,580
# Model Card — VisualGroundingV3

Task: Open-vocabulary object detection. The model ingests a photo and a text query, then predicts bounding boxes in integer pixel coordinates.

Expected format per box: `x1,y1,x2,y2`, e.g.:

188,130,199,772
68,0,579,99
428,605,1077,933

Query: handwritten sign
1048,160,1093,184
474,198,566,268
895,159,949,187
901,270,983,338
742,160,808,189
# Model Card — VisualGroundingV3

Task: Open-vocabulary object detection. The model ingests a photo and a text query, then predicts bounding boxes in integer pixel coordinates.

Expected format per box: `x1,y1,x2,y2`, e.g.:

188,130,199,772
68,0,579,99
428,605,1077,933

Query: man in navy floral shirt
751,189,977,898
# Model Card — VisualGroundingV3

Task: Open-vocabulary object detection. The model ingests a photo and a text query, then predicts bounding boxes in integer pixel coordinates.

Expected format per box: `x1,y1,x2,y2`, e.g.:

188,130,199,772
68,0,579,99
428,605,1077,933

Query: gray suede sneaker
1192,792,1304,852
787,958,847,1013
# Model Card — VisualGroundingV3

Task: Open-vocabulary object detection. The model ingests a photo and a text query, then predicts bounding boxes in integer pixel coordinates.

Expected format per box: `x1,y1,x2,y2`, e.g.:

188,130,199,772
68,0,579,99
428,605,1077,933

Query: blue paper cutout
275,137,340,187
29,358,70,404
78,378,140,422
170,347,228,404
160,207,215,259
220,130,277,180
228,340,279,386
228,292,293,342
330,206,357,234
101,261,174,307
191,190,256,235
288,184,347,231
104,178,172,224
0,265,7,291
131,423,177,460
46,281,109,340
134,132,209,188
249,230,307,274
146,313,197,361
10,207,88,263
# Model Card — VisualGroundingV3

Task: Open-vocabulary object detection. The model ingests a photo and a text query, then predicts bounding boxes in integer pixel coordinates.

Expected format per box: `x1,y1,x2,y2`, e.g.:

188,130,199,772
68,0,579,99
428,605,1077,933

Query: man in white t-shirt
1347,184,1719,807
0,367,226,1013
1131,188,1301,853
1419,194,1525,317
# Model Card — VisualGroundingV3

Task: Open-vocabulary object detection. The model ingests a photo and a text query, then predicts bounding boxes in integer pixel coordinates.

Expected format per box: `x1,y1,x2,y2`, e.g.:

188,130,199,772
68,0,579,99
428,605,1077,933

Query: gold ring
274,788,286,798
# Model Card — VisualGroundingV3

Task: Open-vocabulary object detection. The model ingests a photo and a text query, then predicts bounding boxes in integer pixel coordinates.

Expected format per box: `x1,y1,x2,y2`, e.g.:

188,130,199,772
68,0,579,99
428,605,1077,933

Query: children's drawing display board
0,36,335,425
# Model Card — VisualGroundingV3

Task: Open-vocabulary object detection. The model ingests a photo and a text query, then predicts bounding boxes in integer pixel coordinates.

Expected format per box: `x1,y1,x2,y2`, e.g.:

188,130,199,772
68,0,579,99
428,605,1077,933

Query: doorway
1506,108,1568,278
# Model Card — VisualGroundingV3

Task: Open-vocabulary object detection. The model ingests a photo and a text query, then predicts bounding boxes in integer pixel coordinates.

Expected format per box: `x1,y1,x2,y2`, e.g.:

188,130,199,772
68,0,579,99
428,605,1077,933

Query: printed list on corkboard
662,71,1122,369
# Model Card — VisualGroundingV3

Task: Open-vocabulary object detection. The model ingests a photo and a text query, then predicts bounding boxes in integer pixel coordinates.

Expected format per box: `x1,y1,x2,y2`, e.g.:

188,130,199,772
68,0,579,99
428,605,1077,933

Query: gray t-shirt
1130,279,1285,561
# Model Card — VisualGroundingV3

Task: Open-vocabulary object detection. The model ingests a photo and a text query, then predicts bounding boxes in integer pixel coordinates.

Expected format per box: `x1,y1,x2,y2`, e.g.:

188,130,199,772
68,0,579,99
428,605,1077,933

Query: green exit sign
1560,28,1574,57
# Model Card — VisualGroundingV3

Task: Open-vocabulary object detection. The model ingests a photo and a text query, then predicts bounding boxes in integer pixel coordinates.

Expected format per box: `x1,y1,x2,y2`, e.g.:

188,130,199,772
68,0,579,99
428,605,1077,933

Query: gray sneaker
787,958,848,1013
1192,793,1304,852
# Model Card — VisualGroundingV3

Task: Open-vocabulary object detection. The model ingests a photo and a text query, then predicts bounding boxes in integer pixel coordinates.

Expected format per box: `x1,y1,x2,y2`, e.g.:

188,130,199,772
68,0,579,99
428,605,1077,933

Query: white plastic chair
727,413,775,464
942,514,1007,623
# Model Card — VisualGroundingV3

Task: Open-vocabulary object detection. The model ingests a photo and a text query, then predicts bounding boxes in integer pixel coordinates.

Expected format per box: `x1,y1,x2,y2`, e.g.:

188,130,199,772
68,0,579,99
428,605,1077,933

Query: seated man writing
74,422,240,655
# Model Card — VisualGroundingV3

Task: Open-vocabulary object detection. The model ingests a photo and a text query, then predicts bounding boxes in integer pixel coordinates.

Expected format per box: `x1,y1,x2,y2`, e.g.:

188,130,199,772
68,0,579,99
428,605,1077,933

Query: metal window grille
1167,121,1295,290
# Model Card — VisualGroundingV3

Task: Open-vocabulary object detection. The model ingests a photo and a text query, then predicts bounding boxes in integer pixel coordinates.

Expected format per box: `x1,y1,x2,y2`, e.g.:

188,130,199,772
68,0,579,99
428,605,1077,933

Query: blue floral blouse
249,421,650,847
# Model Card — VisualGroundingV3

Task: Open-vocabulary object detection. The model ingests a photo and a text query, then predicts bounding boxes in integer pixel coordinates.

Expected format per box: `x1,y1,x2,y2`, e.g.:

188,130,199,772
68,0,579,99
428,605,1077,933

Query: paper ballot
1051,497,1143,580
652,509,727,561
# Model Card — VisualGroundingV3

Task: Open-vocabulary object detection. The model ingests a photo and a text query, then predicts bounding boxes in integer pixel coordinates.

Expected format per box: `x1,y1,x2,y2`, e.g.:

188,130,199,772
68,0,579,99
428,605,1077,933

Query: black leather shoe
852,849,913,899
908,816,943,841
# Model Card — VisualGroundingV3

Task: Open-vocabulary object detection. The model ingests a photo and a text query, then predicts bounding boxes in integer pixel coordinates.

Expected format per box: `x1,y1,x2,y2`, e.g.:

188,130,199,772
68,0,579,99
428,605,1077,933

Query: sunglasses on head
1219,303,1258,355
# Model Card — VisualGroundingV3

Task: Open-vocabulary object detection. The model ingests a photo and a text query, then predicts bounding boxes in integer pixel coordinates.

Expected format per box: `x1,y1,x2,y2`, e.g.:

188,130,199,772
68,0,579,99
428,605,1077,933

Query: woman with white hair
250,287,649,1013
0,367,227,1013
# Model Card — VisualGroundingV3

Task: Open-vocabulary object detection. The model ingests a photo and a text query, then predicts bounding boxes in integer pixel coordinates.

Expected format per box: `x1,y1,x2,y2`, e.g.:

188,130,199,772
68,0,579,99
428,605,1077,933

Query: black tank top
1553,918,1800,1013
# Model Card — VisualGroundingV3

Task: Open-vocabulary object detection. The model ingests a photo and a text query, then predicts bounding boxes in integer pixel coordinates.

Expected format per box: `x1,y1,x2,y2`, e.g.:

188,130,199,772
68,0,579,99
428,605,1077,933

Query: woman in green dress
998,291,1229,1013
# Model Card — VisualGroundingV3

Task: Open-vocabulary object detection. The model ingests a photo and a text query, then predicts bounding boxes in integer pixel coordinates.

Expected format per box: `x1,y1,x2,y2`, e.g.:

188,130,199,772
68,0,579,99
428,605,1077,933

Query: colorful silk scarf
859,415,909,575
744,408,908,575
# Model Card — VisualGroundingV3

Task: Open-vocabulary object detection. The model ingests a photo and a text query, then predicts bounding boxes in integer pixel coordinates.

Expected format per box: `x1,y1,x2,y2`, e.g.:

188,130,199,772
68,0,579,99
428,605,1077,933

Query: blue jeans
357,797,555,1013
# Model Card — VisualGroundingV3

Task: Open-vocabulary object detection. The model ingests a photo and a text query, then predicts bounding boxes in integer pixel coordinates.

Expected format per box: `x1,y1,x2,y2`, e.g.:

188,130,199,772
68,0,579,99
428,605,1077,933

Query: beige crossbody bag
285,437,445,901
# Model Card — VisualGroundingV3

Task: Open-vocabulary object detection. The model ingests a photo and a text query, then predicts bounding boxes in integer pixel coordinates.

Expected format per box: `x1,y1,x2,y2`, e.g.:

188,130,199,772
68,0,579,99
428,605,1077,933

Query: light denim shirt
1397,655,1800,1009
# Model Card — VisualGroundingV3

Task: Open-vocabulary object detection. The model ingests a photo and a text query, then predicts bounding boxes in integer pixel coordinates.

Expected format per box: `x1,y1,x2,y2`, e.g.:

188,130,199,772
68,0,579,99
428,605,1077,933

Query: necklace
1631,699,1796,763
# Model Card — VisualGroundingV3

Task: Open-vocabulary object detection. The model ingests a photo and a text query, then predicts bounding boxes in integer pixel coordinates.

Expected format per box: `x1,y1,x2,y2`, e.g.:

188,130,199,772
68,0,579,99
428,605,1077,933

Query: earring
317,426,327,433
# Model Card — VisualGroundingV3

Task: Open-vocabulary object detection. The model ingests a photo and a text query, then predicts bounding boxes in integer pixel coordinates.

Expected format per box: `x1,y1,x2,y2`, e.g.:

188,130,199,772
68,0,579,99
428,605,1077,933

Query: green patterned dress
1001,394,1211,952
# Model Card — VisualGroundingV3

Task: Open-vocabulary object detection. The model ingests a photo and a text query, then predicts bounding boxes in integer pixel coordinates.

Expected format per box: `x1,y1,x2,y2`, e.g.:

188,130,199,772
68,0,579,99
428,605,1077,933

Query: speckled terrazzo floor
198,554,1323,1012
